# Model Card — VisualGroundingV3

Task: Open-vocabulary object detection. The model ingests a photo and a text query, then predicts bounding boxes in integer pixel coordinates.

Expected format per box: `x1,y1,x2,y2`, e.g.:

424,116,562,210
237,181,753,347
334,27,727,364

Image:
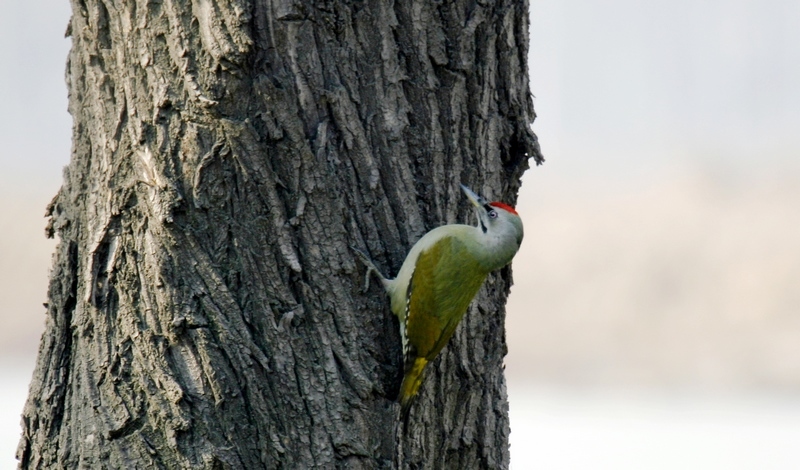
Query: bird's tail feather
399,357,428,415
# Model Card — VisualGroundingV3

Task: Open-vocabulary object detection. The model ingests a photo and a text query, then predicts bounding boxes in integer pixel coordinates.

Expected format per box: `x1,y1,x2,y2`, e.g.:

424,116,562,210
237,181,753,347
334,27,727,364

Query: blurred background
1,0,799,468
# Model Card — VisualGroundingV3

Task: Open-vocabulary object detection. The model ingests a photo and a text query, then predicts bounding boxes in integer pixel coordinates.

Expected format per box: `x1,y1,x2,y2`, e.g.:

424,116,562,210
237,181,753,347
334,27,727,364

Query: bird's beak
460,184,487,208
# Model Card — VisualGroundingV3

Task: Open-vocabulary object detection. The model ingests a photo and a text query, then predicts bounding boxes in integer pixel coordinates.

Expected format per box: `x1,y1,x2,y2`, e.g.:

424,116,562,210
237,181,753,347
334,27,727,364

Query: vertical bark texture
19,0,541,468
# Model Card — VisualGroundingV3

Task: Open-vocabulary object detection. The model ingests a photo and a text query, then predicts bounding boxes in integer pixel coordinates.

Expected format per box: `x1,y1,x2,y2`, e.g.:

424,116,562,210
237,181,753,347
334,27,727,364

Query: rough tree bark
18,0,541,468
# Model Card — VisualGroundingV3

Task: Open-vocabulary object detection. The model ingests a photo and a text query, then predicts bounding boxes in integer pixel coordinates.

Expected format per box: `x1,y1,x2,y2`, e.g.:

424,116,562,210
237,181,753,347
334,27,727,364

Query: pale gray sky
0,1,71,187
527,0,800,186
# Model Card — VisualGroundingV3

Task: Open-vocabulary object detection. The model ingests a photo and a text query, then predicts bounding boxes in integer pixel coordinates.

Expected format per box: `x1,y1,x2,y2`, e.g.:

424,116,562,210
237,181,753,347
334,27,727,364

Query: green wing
405,236,488,363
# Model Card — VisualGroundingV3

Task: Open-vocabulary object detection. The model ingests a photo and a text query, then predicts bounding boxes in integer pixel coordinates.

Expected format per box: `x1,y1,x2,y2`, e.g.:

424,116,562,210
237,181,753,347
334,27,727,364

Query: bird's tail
399,357,428,415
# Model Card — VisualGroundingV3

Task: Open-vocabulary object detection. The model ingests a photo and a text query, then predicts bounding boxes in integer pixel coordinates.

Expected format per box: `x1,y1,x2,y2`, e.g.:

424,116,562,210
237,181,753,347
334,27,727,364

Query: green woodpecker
354,185,523,411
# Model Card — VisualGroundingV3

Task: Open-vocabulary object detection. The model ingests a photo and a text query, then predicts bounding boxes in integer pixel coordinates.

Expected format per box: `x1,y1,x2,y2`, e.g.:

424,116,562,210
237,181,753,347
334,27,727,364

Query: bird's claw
363,268,373,293
351,245,385,292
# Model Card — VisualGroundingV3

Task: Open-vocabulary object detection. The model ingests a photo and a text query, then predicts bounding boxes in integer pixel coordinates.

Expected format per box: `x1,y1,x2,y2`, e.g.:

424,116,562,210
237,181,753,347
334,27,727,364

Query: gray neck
469,223,522,271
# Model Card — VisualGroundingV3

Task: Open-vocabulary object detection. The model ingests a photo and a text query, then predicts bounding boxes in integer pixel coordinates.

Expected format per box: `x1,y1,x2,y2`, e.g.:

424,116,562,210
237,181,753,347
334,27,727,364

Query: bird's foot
350,245,386,293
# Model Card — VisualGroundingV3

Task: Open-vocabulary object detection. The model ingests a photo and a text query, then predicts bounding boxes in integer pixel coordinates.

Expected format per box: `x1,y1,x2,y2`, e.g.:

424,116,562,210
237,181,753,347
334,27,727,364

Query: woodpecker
354,184,524,412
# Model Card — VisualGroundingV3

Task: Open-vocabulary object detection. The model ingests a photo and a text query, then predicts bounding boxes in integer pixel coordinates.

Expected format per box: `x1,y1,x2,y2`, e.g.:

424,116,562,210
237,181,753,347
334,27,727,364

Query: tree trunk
18,0,541,468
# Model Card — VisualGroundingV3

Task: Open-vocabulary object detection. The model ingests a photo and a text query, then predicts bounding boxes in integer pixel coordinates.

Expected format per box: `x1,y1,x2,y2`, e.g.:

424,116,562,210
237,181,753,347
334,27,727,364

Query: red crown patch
489,201,518,215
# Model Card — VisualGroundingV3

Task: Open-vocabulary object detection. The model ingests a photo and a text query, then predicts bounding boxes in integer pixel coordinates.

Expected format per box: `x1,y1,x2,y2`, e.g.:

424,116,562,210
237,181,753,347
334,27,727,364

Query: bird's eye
488,210,498,219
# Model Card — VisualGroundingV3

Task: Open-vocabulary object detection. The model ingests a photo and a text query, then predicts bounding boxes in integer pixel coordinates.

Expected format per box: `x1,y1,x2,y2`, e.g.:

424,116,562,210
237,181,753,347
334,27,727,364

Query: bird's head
460,184,524,248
